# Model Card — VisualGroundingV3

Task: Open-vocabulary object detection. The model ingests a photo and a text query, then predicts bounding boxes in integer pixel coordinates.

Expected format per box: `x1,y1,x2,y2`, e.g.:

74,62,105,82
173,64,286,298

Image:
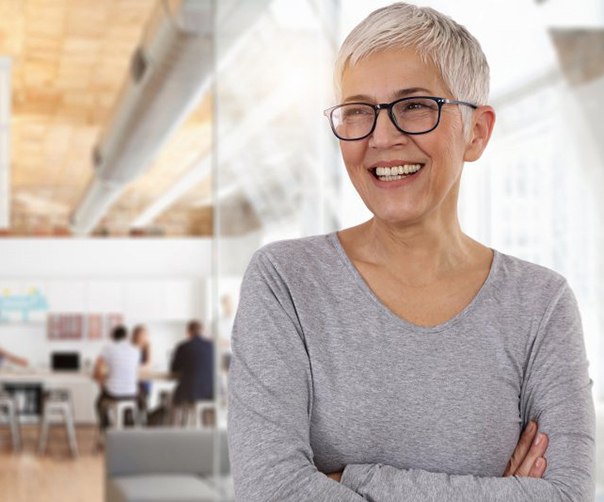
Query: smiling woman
227,3,596,501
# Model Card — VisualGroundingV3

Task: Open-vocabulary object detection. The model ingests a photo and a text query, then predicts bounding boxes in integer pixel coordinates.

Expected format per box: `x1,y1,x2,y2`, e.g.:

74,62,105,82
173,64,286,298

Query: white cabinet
162,280,204,320
46,279,205,321
46,281,86,311
86,281,124,312
124,281,164,320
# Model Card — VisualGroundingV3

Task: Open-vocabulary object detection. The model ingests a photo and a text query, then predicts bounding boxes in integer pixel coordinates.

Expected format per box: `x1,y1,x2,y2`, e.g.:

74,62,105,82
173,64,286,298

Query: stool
108,399,143,429
38,389,78,456
0,391,21,451
193,400,216,429
173,400,216,429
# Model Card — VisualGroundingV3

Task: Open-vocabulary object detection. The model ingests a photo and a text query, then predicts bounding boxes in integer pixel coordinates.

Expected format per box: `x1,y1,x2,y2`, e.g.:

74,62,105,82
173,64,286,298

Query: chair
193,400,216,429
172,400,216,429
108,399,144,429
0,391,21,451
96,396,146,452
38,389,78,456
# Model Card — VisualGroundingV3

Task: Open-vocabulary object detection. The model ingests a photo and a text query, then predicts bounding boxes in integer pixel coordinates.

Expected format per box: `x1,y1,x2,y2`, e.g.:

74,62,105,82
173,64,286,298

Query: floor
0,425,103,502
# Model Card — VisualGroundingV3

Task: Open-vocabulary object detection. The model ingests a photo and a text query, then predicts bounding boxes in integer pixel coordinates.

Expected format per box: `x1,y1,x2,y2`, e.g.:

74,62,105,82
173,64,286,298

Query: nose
368,108,408,149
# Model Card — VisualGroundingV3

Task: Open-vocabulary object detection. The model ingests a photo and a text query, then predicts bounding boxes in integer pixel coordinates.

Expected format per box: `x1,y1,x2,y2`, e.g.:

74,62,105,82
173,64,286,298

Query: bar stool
107,399,143,429
173,400,216,429
38,389,78,457
95,396,145,451
193,400,216,429
0,391,21,451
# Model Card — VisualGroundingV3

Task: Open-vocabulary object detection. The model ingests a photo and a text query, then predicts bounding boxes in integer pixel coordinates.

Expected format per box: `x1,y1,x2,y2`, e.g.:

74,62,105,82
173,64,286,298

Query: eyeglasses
323,96,478,141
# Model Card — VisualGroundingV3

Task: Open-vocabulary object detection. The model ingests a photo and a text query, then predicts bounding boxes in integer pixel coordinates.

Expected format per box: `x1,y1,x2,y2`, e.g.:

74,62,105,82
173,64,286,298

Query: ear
463,105,496,162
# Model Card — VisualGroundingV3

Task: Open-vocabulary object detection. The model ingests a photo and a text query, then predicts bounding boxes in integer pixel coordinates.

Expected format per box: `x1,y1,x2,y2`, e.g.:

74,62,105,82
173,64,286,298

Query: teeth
375,164,422,179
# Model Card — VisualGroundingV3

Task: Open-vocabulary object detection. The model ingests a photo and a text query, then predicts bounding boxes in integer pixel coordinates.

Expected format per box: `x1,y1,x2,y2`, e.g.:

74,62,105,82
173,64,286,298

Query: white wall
0,238,212,371
0,238,211,277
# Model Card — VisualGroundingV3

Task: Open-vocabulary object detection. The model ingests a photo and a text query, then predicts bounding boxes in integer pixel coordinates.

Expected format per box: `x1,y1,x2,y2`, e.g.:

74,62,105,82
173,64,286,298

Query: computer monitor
51,352,80,371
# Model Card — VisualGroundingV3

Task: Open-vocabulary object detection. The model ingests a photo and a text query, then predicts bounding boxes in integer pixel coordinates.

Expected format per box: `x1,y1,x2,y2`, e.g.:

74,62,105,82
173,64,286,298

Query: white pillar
0,57,11,229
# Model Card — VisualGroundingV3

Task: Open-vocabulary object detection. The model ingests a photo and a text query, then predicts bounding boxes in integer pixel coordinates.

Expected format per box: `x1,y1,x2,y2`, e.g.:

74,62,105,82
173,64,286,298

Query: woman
132,324,151,409
227,3,595,501
132,324,151,367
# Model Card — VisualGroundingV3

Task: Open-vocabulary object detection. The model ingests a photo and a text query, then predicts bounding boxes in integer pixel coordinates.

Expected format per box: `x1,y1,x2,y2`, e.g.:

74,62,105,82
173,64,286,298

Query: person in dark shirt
170,320,214,407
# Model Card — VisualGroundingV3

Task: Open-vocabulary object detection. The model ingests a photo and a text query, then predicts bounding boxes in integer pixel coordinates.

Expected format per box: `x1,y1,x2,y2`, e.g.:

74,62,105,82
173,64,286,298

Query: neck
349,211,478,287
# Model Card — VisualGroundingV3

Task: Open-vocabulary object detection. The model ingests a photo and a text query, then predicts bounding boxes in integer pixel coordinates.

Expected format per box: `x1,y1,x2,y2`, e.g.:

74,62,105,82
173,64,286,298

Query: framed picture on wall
47,314,83,340
87,314,103,340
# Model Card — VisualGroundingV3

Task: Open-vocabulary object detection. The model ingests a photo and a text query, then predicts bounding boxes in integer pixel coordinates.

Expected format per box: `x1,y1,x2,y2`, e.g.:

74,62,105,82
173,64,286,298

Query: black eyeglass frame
323,96,479,141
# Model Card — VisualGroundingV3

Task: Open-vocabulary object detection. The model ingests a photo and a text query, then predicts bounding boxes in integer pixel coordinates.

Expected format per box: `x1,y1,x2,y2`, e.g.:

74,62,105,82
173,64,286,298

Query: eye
341,105,373,119
401,100,437,111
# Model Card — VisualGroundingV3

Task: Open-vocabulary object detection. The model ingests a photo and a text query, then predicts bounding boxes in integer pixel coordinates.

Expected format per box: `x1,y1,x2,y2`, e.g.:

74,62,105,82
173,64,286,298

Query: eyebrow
343,87,433,103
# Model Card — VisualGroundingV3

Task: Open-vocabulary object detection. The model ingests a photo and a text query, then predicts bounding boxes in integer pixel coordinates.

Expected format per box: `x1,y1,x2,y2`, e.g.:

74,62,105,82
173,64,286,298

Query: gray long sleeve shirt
227,233,595,501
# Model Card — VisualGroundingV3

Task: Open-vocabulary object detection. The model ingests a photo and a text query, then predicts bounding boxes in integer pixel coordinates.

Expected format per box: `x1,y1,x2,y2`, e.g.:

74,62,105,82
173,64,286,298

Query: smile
371,164,424,181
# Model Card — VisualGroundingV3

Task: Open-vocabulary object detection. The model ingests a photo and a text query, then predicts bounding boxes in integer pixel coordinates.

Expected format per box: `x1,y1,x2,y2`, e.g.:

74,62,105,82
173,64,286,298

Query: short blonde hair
335,2,490,114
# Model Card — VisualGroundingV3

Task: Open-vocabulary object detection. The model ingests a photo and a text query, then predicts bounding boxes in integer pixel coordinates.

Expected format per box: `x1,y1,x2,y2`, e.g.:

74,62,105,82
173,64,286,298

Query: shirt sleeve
227,250,365,501
340,281,596,502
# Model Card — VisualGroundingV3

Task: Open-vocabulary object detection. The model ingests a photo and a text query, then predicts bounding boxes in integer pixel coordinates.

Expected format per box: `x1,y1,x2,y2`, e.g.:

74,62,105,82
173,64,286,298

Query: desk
0,370,99,423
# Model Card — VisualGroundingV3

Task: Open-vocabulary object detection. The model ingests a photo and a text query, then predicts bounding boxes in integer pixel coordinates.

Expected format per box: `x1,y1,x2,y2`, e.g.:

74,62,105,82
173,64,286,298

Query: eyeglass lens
331,98,440,139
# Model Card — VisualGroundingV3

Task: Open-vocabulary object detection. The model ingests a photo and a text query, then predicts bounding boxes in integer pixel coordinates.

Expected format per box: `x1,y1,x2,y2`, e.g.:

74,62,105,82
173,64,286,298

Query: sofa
105,428,233,502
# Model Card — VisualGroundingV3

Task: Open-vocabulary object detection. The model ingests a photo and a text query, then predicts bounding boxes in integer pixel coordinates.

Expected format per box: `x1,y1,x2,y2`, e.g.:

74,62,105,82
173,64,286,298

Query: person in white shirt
93,325,140,430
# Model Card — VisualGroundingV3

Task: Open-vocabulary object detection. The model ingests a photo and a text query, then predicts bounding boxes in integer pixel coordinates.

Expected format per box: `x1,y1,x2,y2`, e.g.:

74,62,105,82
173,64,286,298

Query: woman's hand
326,471,343,482
503,420,549,478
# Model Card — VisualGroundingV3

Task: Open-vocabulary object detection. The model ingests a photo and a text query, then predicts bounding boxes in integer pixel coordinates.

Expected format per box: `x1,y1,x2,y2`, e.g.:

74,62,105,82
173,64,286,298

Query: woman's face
339,49,474,228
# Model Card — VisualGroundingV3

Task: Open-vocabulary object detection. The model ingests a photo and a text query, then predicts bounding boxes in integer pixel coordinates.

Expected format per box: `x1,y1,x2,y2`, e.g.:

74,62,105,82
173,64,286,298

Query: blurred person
132,324,151,366
132,324,152,410
170,320,214,424
0,346,28,368
93,325,140,430
227,3,595,501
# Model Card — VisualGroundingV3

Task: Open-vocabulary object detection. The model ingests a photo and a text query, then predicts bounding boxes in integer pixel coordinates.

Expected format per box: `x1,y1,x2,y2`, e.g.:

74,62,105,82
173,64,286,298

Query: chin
370,205,424,226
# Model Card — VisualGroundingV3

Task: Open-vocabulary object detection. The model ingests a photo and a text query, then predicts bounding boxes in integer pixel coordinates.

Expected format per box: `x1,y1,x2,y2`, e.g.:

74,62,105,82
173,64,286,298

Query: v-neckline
327,232,499,334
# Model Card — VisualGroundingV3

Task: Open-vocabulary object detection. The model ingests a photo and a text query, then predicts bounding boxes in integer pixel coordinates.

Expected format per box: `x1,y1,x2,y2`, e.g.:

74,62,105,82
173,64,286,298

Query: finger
503,421,538,476
516,432,549,477
528,457,547,478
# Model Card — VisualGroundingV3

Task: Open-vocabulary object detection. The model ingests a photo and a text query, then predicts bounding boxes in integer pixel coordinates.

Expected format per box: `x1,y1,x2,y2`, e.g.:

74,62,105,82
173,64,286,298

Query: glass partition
212,1,341,494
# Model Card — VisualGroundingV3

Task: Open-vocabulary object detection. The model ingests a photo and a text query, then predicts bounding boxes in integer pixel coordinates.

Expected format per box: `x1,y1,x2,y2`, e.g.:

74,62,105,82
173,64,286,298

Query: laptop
50,352,80,371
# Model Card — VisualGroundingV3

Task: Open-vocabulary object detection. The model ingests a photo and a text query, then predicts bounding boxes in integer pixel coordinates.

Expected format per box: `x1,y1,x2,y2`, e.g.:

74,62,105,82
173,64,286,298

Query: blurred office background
0,0,602,500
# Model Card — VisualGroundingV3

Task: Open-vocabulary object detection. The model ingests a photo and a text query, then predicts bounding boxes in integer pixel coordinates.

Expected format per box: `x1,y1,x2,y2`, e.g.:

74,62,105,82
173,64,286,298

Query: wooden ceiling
0,0,213,236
